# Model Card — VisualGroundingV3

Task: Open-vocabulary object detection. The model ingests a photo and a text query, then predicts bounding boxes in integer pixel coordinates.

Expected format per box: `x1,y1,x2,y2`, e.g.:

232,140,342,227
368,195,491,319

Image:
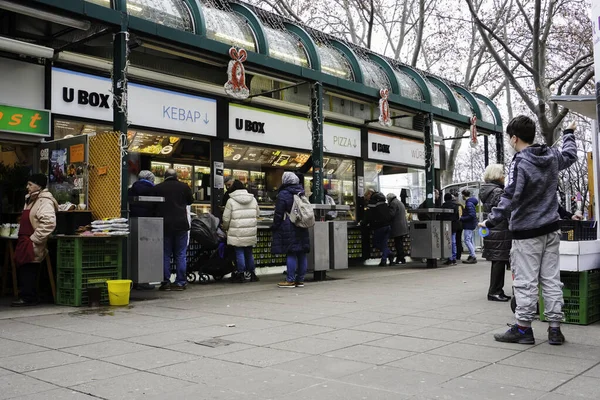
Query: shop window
127,0,194,32
425,81,450,110
317,45,354,81
394,70,422,102
364,162,425,210
265,28,310,68
203,7,257,52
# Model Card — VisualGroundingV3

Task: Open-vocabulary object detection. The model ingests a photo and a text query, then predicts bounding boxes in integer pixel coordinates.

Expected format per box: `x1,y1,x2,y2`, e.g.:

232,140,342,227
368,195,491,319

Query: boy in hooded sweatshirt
481,116,577,345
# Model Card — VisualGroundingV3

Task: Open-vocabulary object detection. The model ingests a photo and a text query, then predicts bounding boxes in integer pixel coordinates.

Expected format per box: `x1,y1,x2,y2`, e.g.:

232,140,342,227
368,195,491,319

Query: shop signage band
368,131,441,169
228,104,361,157
51,68,217,137
0,104,50,137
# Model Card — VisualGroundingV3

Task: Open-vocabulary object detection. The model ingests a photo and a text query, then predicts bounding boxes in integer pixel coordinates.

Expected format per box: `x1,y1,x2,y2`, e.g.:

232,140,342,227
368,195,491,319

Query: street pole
311,82,324,205
423,113,435,208
495,131,504,164
484,135,489,167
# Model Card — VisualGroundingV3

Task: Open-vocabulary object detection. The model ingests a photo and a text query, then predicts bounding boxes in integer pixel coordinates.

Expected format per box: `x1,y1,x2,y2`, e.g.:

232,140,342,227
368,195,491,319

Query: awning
549,95,596,119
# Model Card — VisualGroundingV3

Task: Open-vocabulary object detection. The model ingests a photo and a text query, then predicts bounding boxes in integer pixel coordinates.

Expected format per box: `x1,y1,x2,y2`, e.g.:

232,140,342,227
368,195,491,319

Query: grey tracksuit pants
511,231,564,326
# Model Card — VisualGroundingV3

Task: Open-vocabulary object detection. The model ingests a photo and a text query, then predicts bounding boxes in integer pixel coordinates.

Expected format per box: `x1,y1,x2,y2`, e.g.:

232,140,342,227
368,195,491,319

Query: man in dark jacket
460,190,478,264
128,170,156,218
154,169,193,291
364,191,392,266
387,193,408,264
440,193,459,266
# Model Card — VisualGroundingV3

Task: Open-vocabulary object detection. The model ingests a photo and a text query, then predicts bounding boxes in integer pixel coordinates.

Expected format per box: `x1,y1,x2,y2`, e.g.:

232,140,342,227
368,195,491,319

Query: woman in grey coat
387,193,409,264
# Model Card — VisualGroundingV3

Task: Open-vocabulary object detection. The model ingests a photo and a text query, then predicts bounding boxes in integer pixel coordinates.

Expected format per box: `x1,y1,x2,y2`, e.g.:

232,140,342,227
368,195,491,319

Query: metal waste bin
129,196,164,284
308,222,330,272
308,204,351,276
329,221,348,270
409,208,453,267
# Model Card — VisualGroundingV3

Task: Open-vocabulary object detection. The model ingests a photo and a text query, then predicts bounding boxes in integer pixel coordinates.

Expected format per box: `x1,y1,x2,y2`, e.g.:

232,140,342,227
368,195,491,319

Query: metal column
496,131,505,164
423,113,435,208
484,135,489,167
310,82,325,280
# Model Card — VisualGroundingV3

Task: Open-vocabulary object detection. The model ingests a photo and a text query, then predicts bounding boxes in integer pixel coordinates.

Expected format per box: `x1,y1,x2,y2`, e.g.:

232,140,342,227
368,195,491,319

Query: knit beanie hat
28,173,48,189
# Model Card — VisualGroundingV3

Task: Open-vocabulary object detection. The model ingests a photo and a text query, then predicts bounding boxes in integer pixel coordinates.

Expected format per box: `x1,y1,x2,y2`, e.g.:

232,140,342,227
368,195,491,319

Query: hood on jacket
465,197,479,206
386,193,397,203
369,192,386,205
37,189,59,211
281,183,305,196
518,144,555,168
480,182,503,205
229,189,255,205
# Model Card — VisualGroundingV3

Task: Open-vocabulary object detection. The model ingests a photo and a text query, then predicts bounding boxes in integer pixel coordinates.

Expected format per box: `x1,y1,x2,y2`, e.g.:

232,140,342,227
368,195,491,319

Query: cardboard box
559,240,600,272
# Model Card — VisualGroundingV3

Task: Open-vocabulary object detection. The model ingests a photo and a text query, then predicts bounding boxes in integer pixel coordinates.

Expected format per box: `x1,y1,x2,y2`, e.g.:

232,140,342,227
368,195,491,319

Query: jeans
18,262,39,302
234,246,255,273
164,231,188,286
373,226,391,263
451,233,457,261
464,229,476,258
286,252,307,283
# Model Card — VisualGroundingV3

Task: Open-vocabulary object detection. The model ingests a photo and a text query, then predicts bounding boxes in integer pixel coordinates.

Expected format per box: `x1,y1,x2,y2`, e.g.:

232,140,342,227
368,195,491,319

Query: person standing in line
128,170,156,218
364,191,392,266
222,180,260,283
480,164,512,302
460,190,478,264
441,193,459,266
481,117,577,345
12,174,58,307
387,193,408,264
454,196,465,261
272,172,310,288
154,169,193,291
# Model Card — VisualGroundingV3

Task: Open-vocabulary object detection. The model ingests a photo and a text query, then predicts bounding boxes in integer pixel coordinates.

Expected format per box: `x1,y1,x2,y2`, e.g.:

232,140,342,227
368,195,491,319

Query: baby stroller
187,213,235,283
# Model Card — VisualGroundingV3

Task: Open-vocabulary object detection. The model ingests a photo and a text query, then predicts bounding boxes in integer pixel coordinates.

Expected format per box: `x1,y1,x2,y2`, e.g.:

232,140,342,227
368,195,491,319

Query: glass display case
174,163,192,188
150,161,171,185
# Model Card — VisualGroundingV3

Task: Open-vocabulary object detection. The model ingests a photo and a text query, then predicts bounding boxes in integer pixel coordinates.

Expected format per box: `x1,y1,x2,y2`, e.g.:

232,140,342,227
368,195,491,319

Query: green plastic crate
56,269,119,306
57,237,122,270
539,269,600,325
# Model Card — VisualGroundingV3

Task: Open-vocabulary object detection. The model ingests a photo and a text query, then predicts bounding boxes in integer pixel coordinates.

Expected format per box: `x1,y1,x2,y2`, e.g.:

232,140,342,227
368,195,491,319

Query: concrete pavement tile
0,326,72,343
427,343,519,363
268,336,350,355
368,335,448,352
387,353,488,377
25,360,136,387
311,329,389,345
101,348,199,370
304,316,366,328
62,340,151,359
460,331,545,349
414,376,547,400
263,322,335,337
124,306,207,320
214,346,308,368
12,315,93,329
219,317,292,331
125,330,212,347
0,321,39,334
276,380,409,400
583,363,600,378
151,357,258,384
350,321,414,335
0,368,12,376
402,327,480,342
51,321,151,339
464,363,572,391
384,315,444,327
165,341,255,358
224,367,326,398
70,371,194,400
337,310,399,322
9,388,96,399
182,324,253,338
77,313,166,327
218,330,301,346
554,376,600,399
0,373,59,400
324,344,415,365
538,393,596,400
500,351,597,375
141,384,250,400
528,342,600,361
0,338,47,358
270,354,372,379
31,332,108,350
0,350,85,373
431,320,497,334
340,365,450,396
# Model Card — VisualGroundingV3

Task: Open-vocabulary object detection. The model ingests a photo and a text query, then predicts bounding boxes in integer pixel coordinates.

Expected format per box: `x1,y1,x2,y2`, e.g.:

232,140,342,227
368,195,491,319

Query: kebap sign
0,104,50,137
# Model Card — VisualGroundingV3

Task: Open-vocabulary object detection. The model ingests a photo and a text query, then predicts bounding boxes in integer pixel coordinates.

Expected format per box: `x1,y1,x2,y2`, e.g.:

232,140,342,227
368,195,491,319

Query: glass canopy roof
203,7,256,52
425,81,450,110
264,27,310,68
317,45,353,81
454,91,473,116
359,59,390,90
393,69,422,102
477,99,496,124
86,0,111,7
127,0,194,32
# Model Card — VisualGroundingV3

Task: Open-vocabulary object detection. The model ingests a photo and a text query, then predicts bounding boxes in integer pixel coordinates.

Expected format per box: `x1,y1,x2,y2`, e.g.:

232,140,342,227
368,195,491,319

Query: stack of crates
56,237,122,306
540,269,600,325
559,220,598,241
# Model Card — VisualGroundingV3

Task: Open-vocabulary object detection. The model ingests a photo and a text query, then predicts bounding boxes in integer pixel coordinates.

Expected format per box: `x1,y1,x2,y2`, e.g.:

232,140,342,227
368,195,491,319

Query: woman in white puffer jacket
222,180,261,283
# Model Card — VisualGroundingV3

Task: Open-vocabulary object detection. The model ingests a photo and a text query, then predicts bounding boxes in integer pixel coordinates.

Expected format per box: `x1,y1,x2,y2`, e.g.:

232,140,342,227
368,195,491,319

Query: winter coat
364,192,392,230
480,182,512,261
440,200,460,233
128,180,155,218
387,194,408,237
153,178,194,234
222,189,260,247
460,197,479,230
25,190,58,263
271,184,310,254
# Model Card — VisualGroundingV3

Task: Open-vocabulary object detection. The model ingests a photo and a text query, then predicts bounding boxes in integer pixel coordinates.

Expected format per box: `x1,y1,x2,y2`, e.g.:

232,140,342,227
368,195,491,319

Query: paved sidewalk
0,261,599,400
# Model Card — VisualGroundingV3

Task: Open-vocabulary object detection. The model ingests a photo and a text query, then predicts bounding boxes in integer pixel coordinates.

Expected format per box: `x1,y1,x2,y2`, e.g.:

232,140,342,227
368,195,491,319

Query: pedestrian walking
481,117,577,345
480,164,512,302
460,190,478,264
364,191,392,266
387,193,408,264
12,174,58,307
440,193,459,266
222,180,260,283
154,169,193,291
272,172,310,288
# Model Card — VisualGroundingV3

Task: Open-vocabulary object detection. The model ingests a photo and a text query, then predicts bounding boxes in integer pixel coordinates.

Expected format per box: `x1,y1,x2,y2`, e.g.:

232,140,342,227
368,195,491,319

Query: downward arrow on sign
203,113,210,124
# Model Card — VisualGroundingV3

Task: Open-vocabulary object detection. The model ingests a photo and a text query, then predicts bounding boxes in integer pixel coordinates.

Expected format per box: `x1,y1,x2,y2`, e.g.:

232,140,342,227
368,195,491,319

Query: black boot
250,272,260,282
231,272,245,283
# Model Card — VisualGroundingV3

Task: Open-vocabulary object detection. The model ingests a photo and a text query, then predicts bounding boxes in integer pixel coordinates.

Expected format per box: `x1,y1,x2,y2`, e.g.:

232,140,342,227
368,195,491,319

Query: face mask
508,136,517,156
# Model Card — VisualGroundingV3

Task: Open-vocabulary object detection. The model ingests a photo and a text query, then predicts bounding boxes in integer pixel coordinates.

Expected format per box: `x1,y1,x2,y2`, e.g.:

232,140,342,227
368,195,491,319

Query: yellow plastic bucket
106,280,132,306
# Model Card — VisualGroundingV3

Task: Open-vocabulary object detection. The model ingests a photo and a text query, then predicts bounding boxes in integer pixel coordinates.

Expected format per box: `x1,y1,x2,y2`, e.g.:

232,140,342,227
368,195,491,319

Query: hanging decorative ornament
224,47,249,99
378,88,392,127
470,115,478,148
